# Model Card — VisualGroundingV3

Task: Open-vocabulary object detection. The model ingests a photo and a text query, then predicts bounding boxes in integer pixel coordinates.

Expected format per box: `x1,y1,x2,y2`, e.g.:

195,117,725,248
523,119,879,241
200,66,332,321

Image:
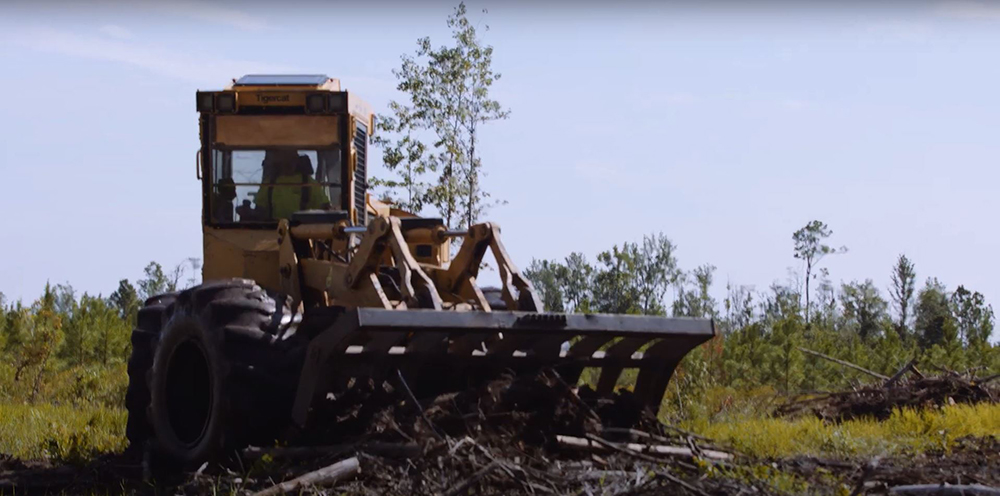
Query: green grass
1,375,996,468
683,402,1000,459
0,402,126,461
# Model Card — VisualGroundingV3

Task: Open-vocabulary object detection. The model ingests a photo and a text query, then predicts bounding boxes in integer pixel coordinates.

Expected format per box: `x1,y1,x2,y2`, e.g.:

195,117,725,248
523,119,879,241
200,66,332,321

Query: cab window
210,147,343,223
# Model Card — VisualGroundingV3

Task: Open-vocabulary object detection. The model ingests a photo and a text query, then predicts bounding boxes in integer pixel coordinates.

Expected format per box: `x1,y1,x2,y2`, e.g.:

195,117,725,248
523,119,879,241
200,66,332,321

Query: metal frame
291,308,716,426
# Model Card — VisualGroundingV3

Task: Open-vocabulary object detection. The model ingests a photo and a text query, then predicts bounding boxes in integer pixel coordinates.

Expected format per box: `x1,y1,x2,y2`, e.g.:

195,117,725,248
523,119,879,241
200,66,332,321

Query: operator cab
196,74,375,287
197,74,373,227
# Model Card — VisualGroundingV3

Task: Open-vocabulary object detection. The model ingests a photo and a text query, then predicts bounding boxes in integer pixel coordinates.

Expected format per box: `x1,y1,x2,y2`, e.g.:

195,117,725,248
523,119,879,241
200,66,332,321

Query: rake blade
291,308,716,426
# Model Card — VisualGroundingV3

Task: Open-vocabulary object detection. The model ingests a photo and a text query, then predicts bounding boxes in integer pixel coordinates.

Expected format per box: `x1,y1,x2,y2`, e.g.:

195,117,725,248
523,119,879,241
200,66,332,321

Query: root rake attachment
291,308,716,426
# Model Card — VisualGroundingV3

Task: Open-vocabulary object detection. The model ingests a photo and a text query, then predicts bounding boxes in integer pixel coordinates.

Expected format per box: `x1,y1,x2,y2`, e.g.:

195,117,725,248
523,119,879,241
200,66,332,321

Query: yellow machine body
195,74,450,292
126,74,715,468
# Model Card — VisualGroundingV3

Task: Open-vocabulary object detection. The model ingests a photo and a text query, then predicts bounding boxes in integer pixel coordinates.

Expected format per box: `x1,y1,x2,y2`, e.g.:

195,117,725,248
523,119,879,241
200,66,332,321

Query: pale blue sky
1,1,998,335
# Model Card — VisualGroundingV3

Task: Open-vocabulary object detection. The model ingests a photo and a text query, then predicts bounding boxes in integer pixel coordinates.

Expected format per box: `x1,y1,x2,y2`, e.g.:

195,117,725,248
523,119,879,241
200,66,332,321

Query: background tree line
522,220,998,417
367,3,998,417
0,259,199,405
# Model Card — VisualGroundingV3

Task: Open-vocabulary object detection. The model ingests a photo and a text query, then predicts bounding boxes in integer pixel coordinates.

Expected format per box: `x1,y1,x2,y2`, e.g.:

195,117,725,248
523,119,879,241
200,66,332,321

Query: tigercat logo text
255,94,291,104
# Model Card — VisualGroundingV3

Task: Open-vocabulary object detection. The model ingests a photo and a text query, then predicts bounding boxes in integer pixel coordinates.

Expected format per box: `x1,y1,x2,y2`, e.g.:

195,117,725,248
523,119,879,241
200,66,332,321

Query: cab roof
224,74,342,92
234,75,330,86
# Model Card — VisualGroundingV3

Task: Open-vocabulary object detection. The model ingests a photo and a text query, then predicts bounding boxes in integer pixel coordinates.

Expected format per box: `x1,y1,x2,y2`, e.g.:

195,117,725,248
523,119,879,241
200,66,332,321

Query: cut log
556,435,732,461
251,457,360,496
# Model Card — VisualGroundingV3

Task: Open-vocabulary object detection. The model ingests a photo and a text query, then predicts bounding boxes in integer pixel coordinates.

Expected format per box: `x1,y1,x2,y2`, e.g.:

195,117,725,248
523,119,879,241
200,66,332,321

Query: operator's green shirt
254,173,330,220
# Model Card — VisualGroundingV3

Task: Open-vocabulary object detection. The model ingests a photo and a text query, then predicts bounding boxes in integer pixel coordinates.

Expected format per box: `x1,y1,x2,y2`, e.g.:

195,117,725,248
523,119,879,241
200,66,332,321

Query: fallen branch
440,461,502,496
929,364,961,377
243,442,421,460
849,457,880,496
251,456,359,496
799,347,889,381
602,427,738,456
889,484,1000,496
650,470,713,496
397,369,445,440
549,369,603,423
656,423,716,444
978,373,1000,385
568,436,707,495
559,469,631,481
884,359,918,388
558,435,731,461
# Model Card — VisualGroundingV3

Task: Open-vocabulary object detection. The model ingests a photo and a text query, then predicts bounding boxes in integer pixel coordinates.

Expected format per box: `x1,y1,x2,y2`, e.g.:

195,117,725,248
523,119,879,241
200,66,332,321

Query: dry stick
884,359,918,388
251,456,360,496
458,433,571,489
798,347,889,381
978,373,1000,385
930,364,961,377
562,435,732,462
630,428,744,458
565,470,632,481
849,457,881,496
685,436,703,460
581,434,669,464
579,434,698,473
243,442,420,460
657,423,716,444
439,461,502,496
396,368,445,440
964,366,986,379
603,427,716,447
650,469,712,496
579,436,708,496
549,369,602,423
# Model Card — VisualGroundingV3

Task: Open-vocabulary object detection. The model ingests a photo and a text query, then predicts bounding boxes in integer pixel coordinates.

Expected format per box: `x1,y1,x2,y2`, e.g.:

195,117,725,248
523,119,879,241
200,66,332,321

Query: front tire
144,279,304,468
125,293,177,453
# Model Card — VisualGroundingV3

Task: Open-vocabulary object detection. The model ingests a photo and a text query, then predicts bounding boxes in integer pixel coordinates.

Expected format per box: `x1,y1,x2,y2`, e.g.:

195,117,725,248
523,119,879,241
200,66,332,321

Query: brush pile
779,359,999,421
224,368,751,495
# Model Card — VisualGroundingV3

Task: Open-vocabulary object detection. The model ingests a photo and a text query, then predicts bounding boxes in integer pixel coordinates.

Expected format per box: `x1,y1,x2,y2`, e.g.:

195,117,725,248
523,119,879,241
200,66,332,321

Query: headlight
306,93,326,113
216,92,236,112
328,93,347,112
196,92,214,112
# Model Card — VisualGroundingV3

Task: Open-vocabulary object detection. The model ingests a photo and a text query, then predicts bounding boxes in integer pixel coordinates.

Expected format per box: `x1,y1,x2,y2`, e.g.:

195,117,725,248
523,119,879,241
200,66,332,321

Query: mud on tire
138,279,305,468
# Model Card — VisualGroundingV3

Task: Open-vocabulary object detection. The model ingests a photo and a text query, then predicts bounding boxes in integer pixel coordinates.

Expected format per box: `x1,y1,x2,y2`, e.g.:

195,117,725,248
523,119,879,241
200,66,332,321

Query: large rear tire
125,293,177,453
141,279,305,468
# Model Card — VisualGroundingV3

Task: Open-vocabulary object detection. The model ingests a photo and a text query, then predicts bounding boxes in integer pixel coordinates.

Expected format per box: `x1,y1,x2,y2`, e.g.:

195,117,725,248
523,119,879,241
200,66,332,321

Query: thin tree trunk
897,302,909,339
406,160,414,210
466,121,477,227
14,360,29,382
805,260,812,325
30,350,52,403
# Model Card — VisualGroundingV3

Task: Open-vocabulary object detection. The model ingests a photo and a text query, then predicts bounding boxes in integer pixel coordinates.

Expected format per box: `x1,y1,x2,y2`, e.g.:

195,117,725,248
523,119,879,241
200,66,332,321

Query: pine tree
889,254,917,340
792,220,847,325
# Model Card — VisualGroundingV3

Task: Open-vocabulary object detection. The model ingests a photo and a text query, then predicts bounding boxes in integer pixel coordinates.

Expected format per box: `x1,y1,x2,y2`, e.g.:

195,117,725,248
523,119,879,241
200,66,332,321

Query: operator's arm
307,179,332,210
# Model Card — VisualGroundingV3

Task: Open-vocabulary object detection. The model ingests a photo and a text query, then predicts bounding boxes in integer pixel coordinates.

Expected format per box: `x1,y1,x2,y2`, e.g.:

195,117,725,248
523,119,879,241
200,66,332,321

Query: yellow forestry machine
125,74,716,467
